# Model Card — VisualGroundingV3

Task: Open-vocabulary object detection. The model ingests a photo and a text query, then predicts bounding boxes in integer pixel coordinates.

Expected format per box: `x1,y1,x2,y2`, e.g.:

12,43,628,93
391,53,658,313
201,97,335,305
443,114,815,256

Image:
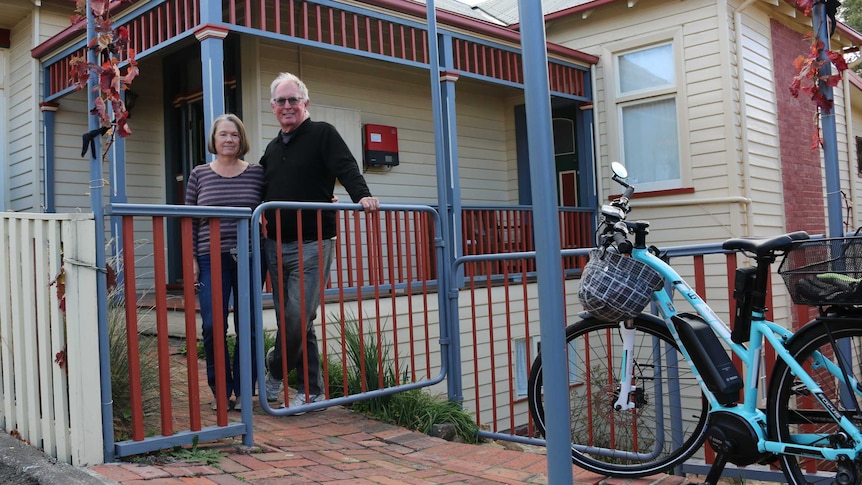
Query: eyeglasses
272,96,305,107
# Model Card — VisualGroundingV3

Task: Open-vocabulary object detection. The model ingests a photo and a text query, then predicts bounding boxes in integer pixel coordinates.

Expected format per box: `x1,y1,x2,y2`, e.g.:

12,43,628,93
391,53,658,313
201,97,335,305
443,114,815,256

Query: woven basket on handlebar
778,236,862,306
578,249,664,322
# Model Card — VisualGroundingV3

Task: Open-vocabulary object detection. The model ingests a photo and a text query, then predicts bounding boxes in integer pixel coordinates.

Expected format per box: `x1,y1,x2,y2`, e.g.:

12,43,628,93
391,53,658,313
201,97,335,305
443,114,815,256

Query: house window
514,337,539,397
856,136,862,175
514,337,580,397
615,43,681,191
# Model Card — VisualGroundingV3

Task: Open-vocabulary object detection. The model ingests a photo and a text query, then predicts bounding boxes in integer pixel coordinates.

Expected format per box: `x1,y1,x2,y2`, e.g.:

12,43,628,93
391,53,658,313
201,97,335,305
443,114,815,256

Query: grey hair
270,72,309,101
207,113,250,158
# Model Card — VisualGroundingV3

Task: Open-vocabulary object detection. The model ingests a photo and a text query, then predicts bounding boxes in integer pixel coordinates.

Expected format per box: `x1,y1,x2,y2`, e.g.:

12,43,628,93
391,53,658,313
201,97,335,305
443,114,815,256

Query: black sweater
260,118,372,242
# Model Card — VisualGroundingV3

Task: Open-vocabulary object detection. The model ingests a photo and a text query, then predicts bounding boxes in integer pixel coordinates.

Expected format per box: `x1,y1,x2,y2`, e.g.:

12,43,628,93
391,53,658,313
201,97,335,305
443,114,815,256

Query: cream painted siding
252,40,517,206
6,7,76,213
7,15,37,211
544,0,750,248
0,48,6,211
736,7,785,236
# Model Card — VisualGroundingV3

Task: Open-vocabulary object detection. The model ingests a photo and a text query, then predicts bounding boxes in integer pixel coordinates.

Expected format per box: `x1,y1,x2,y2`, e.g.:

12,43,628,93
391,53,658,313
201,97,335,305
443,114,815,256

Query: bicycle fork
614,320,641,411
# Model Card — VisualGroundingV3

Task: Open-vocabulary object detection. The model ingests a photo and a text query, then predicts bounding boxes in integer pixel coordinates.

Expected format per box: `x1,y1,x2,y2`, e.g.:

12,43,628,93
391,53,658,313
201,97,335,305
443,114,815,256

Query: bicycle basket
778,236,862,306
578,249,664,322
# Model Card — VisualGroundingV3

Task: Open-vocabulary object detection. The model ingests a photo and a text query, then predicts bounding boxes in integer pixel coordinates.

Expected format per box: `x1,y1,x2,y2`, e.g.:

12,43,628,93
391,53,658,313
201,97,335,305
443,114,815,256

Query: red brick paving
88,403,691,484
86,342,690,485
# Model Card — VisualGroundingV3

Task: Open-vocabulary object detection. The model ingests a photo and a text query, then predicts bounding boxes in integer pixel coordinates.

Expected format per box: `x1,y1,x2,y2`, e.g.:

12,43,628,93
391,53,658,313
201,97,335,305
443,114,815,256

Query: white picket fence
0,212,103,465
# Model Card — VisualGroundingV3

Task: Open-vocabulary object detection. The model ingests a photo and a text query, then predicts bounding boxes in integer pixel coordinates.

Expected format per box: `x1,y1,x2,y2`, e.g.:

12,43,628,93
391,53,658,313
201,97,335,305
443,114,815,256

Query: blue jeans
264,238,334,396
197,252,261,400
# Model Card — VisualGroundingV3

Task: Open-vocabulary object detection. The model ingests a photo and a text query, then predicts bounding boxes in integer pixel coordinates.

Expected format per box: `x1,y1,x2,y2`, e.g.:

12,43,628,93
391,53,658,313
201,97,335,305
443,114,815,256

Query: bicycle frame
618,245,862,462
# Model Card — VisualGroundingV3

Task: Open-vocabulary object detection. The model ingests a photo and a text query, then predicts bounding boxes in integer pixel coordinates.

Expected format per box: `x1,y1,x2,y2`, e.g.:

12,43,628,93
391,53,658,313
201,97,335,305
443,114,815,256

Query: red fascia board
32,0,598,65
31,20,84,58
357,0,598,64
520,0,862,48
510,0,620,29
31,0,138,59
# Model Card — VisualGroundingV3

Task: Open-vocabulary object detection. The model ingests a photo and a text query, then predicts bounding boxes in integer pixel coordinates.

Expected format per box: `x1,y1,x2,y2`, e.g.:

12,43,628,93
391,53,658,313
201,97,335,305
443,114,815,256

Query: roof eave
360,0,598,64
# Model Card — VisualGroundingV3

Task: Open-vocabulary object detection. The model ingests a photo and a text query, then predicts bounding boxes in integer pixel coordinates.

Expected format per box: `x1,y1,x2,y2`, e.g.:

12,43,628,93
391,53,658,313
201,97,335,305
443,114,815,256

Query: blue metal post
517,2,573,483
235,219,254,446
813,2,843,238
426,0,462,403
196,27,227,152
86,0,115,462
40,103,58,212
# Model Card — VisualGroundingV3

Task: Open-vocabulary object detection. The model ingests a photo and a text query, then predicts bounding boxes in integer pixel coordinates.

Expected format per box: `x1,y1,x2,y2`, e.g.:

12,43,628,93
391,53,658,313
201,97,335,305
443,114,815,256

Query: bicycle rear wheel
767,318,862,485
527,315,708,477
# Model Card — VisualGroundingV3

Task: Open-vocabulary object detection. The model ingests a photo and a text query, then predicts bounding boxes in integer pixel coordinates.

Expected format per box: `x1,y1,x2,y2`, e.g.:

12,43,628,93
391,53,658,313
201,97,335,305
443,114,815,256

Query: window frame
603,30,689,194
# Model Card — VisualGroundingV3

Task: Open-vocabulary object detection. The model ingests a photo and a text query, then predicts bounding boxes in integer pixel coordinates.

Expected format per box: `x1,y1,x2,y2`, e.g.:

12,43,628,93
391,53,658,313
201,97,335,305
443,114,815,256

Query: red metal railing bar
208,220,230,425
469,269,481,425
503,267,516,433
152,217,174,435
334,211,349,397
385,212,400,381
180,218,202,431
404,212,417,382
418,212,431,377
121,215,145,441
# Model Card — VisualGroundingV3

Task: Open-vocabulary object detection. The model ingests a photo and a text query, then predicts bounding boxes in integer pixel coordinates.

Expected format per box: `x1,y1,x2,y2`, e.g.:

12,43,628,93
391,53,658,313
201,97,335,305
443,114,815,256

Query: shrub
328,312,479,443
109,291,161,441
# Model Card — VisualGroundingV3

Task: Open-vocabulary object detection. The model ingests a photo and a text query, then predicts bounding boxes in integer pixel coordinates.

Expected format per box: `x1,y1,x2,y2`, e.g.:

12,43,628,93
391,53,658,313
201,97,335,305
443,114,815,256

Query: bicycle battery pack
672,313,742,405
731,266,758,344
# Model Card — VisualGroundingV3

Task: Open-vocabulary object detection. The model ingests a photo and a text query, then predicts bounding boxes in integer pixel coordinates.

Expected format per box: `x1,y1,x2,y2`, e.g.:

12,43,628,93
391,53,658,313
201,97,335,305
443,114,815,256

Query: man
260,72,380,412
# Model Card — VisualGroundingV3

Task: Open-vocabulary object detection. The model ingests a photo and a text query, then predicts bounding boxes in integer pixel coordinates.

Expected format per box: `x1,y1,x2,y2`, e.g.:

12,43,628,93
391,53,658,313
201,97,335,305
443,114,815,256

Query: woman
185,113,264,411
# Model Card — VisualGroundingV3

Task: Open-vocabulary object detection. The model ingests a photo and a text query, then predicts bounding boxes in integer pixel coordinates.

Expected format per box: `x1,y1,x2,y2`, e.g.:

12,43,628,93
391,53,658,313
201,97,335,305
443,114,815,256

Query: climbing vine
68,0,139,157
791,0,848,149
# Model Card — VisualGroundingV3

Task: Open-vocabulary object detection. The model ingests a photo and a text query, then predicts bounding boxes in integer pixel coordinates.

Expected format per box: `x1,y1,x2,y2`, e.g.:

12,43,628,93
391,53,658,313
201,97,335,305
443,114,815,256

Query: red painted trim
194,22,230,40
608,186,695,200
31,0,143,59
534,0,862,47
357,0,598,65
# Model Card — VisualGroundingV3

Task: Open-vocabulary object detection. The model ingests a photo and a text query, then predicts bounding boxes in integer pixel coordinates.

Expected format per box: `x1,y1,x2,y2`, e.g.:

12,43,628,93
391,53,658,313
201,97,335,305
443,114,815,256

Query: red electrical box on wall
363,124,399,167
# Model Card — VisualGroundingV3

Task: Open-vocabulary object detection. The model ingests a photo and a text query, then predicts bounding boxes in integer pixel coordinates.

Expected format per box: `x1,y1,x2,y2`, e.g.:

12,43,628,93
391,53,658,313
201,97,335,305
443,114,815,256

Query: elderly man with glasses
260,72,380,414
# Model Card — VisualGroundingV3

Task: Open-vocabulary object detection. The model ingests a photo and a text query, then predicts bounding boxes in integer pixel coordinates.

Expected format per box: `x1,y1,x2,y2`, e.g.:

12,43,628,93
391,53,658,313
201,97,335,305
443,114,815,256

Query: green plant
125,435,223,466
327,312,479,443
338,313,399,415
108,284,161,441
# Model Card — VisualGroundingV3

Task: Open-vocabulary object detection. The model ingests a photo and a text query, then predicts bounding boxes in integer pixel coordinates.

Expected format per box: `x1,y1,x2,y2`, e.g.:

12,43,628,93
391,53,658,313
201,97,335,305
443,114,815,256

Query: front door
515,102,582,207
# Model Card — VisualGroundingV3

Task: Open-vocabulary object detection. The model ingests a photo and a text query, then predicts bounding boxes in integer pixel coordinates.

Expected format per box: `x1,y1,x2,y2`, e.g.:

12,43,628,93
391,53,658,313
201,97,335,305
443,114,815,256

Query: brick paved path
89,403,692,484
87,340,689,485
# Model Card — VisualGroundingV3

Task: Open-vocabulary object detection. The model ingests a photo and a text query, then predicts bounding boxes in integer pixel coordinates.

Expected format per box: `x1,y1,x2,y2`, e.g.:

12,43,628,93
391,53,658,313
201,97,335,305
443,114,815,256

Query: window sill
610,186,694,201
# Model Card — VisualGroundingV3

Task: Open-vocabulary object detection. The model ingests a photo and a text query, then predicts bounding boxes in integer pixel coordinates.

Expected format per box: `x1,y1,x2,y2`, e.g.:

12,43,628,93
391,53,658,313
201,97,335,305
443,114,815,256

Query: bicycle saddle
722,231,809,257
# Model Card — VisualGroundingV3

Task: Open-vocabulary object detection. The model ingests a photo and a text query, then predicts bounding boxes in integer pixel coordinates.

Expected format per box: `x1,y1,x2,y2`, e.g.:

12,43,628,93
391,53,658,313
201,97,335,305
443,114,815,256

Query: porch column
439,35,463,265
425,1,462,404
577,103,597,216
194,24,229,154
39,102,59,212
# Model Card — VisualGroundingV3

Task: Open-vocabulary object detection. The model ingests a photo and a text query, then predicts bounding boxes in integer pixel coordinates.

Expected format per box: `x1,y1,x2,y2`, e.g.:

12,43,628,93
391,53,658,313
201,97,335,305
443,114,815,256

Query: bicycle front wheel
527,315,708,477
767,318,862,485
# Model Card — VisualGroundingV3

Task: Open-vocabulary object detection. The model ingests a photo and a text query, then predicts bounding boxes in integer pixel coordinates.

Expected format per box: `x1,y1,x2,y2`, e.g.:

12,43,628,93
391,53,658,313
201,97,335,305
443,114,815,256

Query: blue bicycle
527,162,862,484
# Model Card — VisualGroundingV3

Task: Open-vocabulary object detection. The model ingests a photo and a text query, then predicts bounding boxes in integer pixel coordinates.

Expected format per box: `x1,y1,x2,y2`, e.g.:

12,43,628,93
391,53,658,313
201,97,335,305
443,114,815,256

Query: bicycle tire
767,318,862,485
527,314,708,477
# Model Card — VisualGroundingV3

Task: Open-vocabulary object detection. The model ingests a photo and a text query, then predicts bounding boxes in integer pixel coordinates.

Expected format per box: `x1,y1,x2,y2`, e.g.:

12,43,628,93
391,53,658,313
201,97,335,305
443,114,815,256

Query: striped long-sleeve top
184,163,265,257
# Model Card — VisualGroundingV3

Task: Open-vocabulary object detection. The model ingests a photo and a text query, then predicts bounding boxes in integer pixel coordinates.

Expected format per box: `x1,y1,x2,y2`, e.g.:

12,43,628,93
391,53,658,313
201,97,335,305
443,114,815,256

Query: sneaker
265,373,283,402
210,400,218,411
288,393,325,415
265,347,276,371
233,399,242,411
